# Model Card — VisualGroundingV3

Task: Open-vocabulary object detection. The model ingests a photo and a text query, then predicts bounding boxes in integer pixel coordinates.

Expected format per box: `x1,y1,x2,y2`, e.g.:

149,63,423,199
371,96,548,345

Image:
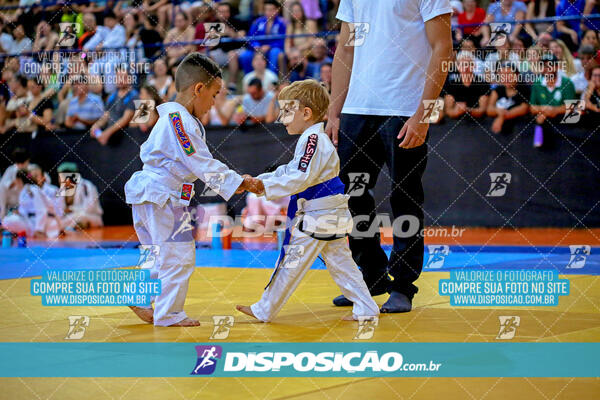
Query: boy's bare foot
169,317,201,327
236,305,258,320
341,314,355,321
128,306,154,323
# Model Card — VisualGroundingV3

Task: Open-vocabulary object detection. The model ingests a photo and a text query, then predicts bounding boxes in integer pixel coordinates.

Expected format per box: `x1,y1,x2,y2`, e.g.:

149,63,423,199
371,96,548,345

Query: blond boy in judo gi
236,79,379,322
125,53,254,326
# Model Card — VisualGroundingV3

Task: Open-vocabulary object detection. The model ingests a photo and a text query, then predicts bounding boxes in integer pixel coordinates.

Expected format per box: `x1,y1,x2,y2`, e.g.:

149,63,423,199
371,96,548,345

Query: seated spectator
201,82,238,126
484,38,521,77
320,62,332,93
32,20,59,53
239,0,287,75
282,0,322,23
85,11,127,95
129,85,163,132
83,10,126,52
57,162,104,230
582,65,600,110
148,58,174,101
1,169,61,239
124,12,144,61
78,13,98,49
164,11,195,67
90,66,138,145
524,0,555,41
243,52,279,92
3,24,32,55
65,76,105,131
28,163,64,227
306,38,332,80
1,75,34,134
486,62,530,133
234,78,275,124
444,52,490,119
456,0,486,46
0,148,30,219
550,39,577,77
530,54,577,147
27,76,56,136
581,29,599,50
287,47,313,82
206,1,248,93
138,13,163,59
571,45,596,93
555,0,599,52
457,39,485,77
284,1,318,57
481,0,528,46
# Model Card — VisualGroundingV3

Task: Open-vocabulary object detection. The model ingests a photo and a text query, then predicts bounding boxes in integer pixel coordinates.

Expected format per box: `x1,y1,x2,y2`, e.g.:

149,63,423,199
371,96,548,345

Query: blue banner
0,343,598,377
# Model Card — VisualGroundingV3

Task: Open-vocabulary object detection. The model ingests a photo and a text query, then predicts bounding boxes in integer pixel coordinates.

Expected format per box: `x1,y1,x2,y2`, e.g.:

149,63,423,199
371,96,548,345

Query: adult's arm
398,13,452,148
325,22,354,147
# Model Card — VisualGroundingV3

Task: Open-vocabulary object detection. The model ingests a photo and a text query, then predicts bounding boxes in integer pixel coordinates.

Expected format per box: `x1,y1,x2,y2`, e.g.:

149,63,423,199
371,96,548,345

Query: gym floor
1,227,599,399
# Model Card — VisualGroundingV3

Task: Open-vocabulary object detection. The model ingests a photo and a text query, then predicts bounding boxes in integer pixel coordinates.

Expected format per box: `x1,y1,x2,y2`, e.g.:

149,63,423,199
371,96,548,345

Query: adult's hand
325,113,340,147
398,114,428,149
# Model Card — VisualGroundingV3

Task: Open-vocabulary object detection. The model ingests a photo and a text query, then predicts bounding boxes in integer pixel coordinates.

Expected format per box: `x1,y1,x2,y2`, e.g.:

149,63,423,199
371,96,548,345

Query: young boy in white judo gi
2,169,61,239
236,79,379,322
125,53,254,327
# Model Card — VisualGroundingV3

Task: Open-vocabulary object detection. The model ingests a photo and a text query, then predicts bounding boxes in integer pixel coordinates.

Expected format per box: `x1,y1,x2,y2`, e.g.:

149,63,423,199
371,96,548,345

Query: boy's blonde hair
278,79,329,122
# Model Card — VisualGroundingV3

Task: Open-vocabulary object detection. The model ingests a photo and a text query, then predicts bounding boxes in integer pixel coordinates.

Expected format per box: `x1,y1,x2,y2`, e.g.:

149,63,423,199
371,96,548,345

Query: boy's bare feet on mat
236,305,258,320
128,306,154,323
169,317,200,327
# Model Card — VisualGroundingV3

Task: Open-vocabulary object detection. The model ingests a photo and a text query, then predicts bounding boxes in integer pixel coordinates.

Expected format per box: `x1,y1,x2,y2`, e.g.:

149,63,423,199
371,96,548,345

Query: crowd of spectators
0,0,597,147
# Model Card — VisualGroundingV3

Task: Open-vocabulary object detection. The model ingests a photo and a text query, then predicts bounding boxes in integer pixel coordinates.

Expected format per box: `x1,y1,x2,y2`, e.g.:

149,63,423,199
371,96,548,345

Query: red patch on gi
298,133,318,172
181,183,193,201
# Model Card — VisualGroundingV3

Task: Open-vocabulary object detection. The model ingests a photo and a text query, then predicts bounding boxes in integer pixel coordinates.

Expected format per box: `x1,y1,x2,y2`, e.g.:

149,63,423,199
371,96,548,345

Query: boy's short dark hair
11,147,30,164
104,10,117,20
175,53,222,91
248,77,262,89
264,0,281,8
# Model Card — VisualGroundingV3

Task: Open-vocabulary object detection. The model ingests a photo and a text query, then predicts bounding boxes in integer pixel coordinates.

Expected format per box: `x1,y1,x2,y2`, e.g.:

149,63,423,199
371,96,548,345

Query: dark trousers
338,113,428,299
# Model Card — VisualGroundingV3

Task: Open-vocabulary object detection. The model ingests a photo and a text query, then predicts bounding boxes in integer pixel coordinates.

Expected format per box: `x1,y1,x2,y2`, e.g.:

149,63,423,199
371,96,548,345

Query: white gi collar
156,102,191,118
302,122,325,136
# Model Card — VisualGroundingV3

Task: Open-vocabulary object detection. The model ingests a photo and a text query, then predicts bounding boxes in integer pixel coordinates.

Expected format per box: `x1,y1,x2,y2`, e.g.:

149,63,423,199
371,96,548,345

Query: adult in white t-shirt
326,0,452,313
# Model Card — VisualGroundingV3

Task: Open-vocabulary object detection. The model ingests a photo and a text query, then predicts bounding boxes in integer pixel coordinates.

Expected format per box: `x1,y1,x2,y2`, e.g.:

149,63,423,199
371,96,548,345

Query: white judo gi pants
132,200,196,326
251,229,379,322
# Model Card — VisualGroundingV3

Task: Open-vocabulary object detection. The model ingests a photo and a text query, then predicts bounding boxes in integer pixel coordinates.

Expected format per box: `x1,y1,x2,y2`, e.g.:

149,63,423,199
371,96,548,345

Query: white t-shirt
337,0,452,116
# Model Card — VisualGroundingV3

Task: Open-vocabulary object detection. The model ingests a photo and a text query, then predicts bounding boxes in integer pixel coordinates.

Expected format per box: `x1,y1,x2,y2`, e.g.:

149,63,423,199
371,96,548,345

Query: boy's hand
237,174,265,195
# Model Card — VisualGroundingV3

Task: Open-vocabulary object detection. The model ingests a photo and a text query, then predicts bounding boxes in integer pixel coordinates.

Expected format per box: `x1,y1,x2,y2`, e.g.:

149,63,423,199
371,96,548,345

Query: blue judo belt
264,176,345,289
